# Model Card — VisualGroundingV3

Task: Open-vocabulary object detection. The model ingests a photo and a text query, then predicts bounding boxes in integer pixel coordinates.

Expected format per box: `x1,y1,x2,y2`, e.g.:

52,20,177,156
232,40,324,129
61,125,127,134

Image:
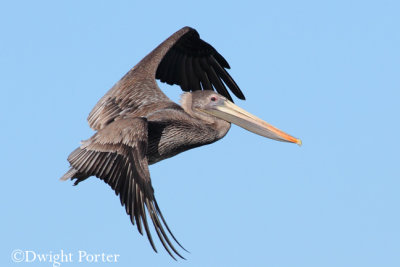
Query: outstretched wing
155,27,245,101
88,27,245,131
61,118,186,259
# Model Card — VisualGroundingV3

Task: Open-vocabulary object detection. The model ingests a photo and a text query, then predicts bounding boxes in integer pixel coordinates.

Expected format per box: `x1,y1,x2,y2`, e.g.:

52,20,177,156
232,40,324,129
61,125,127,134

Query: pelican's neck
180,93,230,139
180,93,195,116
213,118,231,139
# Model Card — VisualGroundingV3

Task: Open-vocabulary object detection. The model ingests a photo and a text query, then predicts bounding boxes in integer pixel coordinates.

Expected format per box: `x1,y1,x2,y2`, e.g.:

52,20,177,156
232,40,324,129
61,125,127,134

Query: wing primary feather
93,153,106,176
145,199,178,261
200,73,213,91
198,57,217,92
139,190,158,253
213,52,230,69
98,154,112,178
209,55,245,100
120,161,133,205
147,200,186,259
206,62,233,101
154,200,189,252
185,56,200,92
73,150,93,171
164,50,179,85
134,182,143,234
85,152,101,174
67,147,82,162
107,155,121,190
125,166,133,215
179,55,189,91
129,180,136,225
171,52,183,85
192,57,212,91
116,158,129,201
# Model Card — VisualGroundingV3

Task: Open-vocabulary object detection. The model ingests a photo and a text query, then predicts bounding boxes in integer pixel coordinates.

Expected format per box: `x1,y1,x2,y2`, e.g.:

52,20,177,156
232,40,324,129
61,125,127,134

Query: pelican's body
146,92,231,164
61,27,301,259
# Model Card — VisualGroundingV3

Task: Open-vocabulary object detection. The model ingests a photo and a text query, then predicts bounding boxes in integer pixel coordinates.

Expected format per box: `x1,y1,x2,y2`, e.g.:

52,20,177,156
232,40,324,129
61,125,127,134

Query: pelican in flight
61,27,301,259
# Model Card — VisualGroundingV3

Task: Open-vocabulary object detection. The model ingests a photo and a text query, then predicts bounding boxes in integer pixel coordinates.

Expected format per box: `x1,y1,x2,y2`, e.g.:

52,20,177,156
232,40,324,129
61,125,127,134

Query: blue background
1,1,399,266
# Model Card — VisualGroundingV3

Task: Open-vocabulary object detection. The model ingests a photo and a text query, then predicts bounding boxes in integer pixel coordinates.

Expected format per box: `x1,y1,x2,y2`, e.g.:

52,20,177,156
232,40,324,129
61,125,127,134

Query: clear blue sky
1,1,399,266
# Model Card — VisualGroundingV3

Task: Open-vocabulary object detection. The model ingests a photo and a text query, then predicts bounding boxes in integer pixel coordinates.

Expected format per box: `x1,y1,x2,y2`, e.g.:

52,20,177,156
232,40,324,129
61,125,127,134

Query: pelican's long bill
202,99,302,145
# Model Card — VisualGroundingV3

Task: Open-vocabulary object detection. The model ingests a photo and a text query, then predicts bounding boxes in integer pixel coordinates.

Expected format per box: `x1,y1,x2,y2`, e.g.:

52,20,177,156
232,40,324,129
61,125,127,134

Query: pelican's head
182,91,301,145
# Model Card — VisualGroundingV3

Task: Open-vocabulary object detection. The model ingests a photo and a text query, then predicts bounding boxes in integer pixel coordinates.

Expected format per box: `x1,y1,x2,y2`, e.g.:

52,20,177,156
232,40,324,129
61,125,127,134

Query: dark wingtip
154,200,189,253
238,93,246,101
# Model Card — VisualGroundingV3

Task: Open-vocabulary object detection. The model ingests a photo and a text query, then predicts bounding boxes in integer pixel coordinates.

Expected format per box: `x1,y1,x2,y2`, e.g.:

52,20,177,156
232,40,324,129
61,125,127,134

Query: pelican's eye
210,96,217,102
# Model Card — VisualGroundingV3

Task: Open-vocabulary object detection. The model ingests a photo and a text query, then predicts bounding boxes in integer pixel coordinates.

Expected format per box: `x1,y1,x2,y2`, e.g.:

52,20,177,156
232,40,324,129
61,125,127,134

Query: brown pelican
61,27,301,259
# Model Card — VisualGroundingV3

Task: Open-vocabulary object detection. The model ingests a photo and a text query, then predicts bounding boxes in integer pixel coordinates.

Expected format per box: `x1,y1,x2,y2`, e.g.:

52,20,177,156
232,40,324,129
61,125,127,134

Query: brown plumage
61,27,301,260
